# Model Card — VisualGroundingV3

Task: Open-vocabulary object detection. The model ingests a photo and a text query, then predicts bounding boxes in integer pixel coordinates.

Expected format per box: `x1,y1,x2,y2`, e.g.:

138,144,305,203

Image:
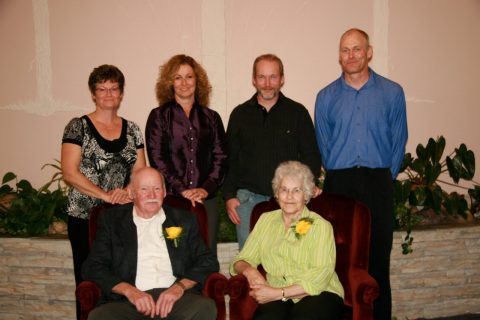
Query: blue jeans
235,189,270,250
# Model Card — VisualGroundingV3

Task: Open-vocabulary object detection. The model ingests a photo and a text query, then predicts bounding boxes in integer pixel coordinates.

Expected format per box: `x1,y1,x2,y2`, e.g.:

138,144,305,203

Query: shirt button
189,181,193,185
190,160,193,163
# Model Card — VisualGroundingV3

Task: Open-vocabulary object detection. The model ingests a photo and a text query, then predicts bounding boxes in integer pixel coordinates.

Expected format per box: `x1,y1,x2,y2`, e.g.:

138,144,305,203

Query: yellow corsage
291,217,314,239
164,226,183,248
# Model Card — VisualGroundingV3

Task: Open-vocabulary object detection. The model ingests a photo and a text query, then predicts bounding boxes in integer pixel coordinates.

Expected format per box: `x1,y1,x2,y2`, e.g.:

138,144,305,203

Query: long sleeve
389,88,408,179
198,111,228,196
296,106,322,179
82,206,138,301
145,107,187,193
314,91,332,169
230,209,344,299
166,208,220,288
221,107,242,200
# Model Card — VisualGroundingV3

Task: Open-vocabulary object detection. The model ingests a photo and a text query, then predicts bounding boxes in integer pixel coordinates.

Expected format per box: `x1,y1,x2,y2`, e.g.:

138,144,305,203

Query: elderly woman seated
230,161,345,320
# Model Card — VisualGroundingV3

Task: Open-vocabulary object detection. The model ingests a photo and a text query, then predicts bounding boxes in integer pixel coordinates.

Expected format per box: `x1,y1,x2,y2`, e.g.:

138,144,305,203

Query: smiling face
252,59,284,106
92,80,123,111
129,168,166,218
173,64,196,102
276,175,307,219
339,30,372,77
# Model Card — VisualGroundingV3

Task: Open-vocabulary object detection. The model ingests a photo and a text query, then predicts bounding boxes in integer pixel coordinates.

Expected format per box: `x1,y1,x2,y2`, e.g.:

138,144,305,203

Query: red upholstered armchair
75,195,228,320
228,193,379,320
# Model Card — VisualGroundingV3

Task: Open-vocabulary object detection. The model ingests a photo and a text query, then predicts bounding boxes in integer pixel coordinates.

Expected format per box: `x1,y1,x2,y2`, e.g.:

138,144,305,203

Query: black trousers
253,291,344,320
88,288,216,320
323,167,393,320
68,215,90,320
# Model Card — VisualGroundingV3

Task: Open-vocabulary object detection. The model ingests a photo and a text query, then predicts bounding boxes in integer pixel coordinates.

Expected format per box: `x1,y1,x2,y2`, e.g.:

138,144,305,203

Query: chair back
163,195,209,245
250,192,372,307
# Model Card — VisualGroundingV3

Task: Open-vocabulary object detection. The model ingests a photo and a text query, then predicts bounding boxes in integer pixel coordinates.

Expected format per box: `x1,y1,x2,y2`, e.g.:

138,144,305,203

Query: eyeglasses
95,86,120,96
278,187,304,197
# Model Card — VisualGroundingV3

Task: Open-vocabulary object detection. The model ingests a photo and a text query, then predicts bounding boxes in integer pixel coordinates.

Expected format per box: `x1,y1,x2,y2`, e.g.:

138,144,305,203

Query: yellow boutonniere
291,217,314,240
164,226,183,248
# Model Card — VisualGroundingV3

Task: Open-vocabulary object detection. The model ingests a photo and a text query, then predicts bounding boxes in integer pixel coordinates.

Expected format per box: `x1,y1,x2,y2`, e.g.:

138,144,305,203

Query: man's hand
312,186,322,198
155,284,184,318
226,198,241,225
122,285,157,318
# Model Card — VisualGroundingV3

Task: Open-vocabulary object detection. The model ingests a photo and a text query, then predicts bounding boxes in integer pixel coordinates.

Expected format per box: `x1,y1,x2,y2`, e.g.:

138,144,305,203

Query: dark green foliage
394,136,478,254
0,161,68,236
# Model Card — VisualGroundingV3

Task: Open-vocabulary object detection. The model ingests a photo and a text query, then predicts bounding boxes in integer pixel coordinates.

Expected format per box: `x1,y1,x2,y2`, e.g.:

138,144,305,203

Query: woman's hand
249,284,282,304
106,188,131,204
181,188,208,207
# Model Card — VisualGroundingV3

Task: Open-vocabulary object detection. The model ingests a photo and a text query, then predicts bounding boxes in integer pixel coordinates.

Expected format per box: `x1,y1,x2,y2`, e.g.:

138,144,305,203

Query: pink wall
0,0,478,194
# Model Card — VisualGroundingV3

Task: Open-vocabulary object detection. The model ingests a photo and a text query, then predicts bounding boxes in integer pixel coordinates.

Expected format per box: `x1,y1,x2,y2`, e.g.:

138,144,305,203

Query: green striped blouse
230,206,344,301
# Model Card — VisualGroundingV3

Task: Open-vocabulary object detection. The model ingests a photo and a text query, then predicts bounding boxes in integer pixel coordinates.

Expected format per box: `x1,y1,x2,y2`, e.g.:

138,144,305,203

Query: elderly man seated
82,167,218,320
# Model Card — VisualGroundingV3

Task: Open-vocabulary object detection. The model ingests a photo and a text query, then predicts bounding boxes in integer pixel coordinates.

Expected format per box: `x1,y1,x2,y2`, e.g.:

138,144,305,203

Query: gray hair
272,161,315,203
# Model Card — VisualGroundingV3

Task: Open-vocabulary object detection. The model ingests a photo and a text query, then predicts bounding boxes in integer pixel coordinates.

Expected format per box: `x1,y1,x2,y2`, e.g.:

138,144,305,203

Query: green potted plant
0,161,68,236
394,136,478,254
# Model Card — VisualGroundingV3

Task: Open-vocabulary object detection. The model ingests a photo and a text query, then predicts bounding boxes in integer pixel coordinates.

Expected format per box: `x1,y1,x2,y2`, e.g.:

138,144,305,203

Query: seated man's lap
88,289,216,320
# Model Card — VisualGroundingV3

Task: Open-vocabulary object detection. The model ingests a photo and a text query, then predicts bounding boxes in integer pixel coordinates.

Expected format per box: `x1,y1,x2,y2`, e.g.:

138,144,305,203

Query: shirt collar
340,67,376,91
249,92,285,110
132,206,166,224
276,205,310,224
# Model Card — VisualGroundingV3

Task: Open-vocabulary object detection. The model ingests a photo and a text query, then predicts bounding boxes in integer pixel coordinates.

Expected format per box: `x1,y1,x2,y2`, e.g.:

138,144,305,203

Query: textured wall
1,225,480,319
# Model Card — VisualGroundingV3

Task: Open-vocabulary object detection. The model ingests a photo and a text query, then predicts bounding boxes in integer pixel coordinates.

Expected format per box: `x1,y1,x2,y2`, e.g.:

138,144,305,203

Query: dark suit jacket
82,203,219,302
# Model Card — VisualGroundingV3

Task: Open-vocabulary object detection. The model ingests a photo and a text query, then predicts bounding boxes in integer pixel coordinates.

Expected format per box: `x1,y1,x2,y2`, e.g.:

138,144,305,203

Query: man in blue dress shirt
314,28,408,320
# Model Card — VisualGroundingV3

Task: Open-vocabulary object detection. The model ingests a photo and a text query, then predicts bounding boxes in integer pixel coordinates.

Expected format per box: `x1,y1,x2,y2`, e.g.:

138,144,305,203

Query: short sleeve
128,120,145,149
62,117,84,146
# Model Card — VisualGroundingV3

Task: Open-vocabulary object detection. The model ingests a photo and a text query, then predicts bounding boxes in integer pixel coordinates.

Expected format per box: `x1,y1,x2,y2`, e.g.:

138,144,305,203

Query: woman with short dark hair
61,64,146,319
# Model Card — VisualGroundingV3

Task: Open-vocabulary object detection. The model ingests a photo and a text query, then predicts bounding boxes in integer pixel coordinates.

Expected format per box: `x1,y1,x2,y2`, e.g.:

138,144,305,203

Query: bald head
340,28,370,50
130,167,165,189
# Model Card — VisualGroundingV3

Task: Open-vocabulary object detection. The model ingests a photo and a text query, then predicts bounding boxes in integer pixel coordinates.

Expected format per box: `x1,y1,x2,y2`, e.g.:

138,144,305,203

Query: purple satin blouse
145,102,227,198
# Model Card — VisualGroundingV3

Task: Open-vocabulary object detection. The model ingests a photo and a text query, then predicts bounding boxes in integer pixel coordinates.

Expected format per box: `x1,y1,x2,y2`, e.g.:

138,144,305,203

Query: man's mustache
144,199,161,203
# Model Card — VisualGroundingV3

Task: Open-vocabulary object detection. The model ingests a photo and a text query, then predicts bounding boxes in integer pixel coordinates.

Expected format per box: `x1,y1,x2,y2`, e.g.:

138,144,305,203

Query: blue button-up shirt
314,69,408,179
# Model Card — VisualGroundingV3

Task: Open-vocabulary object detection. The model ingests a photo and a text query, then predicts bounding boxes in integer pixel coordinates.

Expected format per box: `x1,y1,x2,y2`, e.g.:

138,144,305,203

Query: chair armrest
202,273,229,320
227,274,258,320
348,268,379,320
75,280,102,320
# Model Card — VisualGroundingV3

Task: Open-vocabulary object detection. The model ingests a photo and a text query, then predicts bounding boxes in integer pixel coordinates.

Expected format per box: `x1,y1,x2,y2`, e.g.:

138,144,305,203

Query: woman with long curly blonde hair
146,54,227,254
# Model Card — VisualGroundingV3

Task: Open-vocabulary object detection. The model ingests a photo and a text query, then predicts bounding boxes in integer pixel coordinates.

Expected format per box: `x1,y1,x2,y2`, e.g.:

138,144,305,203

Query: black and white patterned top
62,115,144,219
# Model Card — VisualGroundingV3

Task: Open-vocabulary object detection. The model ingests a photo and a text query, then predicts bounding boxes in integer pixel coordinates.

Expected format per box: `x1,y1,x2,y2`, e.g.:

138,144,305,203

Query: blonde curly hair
155,54,212,107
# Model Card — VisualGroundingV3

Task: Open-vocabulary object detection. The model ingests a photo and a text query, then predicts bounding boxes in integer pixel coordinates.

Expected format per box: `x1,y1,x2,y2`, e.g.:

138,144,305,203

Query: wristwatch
281,288,288,302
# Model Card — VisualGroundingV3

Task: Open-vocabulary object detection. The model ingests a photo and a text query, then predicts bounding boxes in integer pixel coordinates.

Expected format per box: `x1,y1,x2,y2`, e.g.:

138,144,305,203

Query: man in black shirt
222,54,321,249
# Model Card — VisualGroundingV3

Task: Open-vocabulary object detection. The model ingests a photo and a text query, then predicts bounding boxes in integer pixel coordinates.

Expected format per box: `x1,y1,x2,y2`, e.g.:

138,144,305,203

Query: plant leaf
2,172,16,184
